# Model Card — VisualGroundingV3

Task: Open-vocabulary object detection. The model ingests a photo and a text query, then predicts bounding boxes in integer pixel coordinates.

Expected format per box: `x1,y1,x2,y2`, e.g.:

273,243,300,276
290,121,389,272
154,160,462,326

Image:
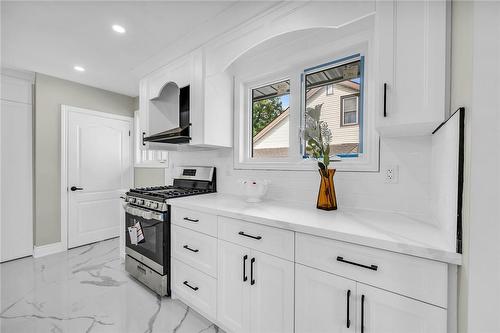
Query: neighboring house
253,82,360,157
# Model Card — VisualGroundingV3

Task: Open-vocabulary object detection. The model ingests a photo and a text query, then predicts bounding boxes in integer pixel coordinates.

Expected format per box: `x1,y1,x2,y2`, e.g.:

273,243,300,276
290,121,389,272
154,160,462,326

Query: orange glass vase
316,169,337,211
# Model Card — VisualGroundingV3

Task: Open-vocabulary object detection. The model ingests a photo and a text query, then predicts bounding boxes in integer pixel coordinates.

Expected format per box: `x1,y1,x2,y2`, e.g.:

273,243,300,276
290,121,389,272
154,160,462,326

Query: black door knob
70,186,83,191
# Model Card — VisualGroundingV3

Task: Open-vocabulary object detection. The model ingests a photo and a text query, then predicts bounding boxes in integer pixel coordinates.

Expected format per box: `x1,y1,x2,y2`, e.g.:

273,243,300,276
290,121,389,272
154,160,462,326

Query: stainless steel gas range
123,166,216,296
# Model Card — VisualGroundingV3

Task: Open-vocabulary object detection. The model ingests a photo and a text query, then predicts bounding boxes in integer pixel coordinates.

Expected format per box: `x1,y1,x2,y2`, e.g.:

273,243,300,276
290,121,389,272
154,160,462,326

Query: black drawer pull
183,217,199,223
383,83,387,117
238,231,262,240
183,245,199,253
250,257,256,285
183,281,199,291
137,265,147,274
243,255,248,282
337,256,378,271
361,294,365,333
346,289,351,328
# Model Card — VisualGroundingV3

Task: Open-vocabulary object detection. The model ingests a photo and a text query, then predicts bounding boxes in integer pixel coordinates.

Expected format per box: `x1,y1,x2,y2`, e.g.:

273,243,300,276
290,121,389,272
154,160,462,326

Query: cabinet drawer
295,233,448,308
172,258,217,320
171,207,217,237
218,216,294,261
171,225,217,277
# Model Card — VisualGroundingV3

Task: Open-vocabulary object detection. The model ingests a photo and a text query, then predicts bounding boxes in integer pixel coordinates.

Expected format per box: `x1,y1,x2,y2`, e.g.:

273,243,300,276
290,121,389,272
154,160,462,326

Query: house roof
253,107,289,143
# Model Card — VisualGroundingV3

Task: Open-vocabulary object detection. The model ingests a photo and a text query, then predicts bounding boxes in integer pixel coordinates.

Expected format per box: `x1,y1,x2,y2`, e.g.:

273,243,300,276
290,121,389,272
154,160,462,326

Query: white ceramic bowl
240,179,269,203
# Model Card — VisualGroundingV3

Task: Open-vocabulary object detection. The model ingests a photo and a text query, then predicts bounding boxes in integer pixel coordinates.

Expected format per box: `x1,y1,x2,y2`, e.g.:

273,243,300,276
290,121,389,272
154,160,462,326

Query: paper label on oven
135,221,145,243
128,226,138,245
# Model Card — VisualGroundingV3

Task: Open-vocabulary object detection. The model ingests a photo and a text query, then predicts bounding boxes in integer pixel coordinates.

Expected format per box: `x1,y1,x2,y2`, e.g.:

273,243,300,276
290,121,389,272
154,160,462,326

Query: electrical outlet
384,165,399,184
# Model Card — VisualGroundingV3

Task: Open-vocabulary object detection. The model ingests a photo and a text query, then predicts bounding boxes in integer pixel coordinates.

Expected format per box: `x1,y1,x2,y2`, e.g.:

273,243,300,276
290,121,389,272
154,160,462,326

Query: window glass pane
251,80,290,158
304,59,362,156
344,111,357,125
343,96,357,112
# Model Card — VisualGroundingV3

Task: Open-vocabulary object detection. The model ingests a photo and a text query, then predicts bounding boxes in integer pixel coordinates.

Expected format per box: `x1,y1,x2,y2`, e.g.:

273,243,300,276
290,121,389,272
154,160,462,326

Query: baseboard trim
33,242,66,258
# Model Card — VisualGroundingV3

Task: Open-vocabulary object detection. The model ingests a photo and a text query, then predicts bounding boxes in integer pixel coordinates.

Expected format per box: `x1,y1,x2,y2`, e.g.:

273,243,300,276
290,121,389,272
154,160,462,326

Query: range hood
144,85,191,145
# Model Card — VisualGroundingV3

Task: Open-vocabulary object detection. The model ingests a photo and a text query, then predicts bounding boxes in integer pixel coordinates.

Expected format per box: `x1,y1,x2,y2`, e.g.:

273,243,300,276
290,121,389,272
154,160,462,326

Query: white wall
165,134,432,219
34,74,135,246
461,2,500,332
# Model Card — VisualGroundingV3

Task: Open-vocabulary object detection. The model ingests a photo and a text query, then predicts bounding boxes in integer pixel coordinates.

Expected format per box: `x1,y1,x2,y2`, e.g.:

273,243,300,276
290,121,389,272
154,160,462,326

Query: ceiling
1,1,279,96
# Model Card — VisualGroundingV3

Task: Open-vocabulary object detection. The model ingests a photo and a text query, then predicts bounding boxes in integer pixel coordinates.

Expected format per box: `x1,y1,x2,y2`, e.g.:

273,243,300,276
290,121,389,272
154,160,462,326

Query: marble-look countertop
168,193,462,265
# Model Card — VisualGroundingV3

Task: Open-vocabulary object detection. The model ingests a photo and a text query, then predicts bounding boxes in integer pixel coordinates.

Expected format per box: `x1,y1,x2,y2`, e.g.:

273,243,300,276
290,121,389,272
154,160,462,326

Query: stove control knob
137,199,144,205
152,202,159,209
129,197,136,203
145,201,151,207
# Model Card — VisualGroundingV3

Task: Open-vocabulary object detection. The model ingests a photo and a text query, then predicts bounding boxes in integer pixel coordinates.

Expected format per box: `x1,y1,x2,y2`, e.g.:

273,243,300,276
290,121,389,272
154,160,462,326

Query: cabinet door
249,250,294,333
217,240,251,333
376,0,448,136
295,264,356,333
357,284,446,333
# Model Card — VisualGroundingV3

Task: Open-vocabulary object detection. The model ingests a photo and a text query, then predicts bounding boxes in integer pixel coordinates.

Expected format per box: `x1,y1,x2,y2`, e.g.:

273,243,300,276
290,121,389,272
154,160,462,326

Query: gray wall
134,168,166,187
34,73,135,246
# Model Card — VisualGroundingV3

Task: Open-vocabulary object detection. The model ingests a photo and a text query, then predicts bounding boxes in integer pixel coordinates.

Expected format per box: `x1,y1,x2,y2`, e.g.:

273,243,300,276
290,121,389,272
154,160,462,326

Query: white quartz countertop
168,193,461,265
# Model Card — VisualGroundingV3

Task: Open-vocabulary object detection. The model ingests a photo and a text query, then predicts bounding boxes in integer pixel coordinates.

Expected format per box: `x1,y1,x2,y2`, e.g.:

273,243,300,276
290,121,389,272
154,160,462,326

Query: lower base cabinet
295,264,356,333
358,283,447,333
295,264,447,333
217,240,294,333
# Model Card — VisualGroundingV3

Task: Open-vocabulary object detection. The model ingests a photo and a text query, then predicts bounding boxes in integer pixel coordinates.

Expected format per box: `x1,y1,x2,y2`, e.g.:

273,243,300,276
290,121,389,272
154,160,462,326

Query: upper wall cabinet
139,49,232,150
376,0,450,137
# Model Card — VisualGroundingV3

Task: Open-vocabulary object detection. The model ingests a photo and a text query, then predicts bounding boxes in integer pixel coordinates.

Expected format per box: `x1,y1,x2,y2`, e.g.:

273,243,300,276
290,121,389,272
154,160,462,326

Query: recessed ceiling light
112,24,126,34
73,65,85,72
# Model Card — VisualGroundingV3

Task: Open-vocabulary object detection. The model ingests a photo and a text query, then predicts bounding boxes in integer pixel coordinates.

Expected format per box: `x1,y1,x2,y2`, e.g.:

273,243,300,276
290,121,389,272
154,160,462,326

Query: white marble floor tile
0,238,220,333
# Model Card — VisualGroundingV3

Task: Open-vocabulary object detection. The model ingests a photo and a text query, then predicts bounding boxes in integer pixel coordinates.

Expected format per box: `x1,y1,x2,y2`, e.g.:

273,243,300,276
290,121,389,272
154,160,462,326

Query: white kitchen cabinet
139,48,232,150
357,283,447,333
295,263,447,333
376,0,449,136
0,69,34,262
295,264,356,333
217,239,294,333
217,240,250,333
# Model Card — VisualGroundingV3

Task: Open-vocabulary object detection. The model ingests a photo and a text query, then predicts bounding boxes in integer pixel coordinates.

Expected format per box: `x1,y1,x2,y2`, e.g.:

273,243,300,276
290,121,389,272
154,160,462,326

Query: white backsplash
165,136,432,220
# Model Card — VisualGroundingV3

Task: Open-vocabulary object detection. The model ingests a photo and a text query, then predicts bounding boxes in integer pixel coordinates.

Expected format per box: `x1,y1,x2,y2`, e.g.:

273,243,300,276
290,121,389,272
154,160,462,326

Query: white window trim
134,111,169,168
233,33,379,172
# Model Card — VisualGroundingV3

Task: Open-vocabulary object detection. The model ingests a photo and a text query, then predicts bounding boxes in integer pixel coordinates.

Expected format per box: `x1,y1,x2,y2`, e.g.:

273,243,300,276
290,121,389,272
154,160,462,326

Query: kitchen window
251,80,290,159
303,56,363,158
134,111,168,167
234,50,378,171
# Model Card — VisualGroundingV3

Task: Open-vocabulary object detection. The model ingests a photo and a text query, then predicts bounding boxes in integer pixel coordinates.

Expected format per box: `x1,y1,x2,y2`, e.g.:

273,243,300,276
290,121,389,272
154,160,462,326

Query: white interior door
66,106,132,248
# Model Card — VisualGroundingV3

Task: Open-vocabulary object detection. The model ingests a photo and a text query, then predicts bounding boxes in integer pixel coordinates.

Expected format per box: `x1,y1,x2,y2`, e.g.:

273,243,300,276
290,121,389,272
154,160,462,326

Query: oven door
125,206,168,275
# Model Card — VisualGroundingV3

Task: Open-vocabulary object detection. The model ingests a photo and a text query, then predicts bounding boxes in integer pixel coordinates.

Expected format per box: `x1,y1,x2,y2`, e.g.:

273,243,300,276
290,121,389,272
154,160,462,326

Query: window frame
326,84,334,95
340,94,360,127
233,38,379,172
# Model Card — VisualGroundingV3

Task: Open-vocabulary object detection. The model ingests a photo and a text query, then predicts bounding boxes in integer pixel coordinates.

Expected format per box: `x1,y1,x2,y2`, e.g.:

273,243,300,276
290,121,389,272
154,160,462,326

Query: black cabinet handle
183,245,199,253
238,231,262,240
183,281,199,291
142,132,146,146
346,289,351,328
383,83,387,117
183,217,199,223
361,294,365,333
243,255,248,282
250,257,256,285
337,256,378,271
70,186,83,191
